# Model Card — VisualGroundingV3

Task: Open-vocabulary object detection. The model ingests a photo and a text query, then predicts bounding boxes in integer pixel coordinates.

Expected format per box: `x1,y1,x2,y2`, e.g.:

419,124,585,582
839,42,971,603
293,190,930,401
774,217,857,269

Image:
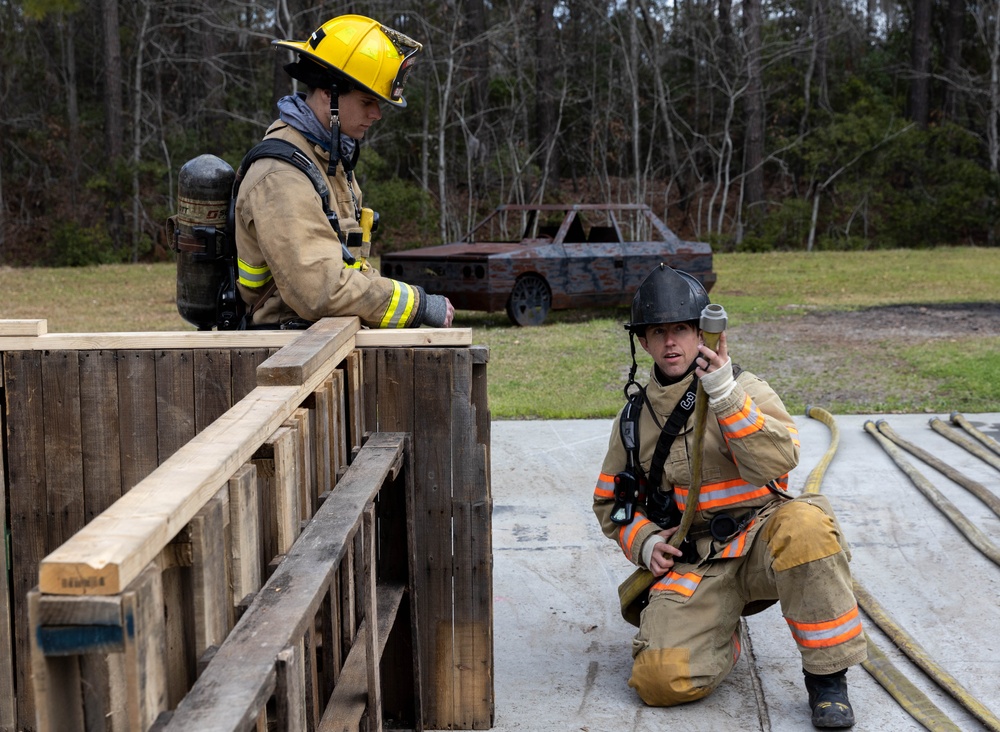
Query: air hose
929,418,1000,473
951,412,1000,458
864,420,1000,567
807,406,1000,732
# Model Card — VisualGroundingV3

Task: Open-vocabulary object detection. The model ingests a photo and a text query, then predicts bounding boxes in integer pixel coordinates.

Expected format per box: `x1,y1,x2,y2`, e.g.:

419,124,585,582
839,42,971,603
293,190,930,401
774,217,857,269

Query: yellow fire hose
951,412,1000,458
929,417,1000,473
617,304,727,626
865,420,1000,567
808,406,1000,732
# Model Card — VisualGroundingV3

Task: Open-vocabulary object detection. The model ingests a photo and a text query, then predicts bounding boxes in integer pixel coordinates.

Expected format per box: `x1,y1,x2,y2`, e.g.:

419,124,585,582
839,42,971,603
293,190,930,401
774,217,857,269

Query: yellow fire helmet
273,15,422,108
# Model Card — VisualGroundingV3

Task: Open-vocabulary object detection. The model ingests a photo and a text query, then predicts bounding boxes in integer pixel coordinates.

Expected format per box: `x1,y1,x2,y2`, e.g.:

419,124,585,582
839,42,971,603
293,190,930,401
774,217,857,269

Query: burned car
379,203,715,326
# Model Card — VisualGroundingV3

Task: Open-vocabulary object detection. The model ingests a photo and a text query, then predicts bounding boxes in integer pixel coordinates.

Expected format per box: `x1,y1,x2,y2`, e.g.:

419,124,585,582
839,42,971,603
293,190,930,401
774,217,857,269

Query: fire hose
929,417,1000,473
808,406,1000,732
864,420,1000,567
617,304,727,625
950,411,1000,458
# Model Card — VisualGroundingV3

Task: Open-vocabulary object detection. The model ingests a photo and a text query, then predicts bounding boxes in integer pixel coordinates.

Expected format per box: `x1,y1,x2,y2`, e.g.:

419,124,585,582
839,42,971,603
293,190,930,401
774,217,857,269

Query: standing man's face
638,322,702,380
336,89,382,140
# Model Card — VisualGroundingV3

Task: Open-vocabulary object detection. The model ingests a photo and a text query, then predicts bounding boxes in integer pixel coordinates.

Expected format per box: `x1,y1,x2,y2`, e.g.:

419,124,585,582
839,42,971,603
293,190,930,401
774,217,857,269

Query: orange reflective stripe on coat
594,472,615,500
618,515,654,558
652,570,703,597
718,518,757,558
719,394,766,439
675,477,787,512
785,605,863,649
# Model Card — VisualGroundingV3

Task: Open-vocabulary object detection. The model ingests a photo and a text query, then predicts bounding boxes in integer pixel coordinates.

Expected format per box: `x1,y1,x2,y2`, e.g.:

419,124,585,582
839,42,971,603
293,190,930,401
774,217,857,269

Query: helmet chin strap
328,86,341,177
624,331,640,398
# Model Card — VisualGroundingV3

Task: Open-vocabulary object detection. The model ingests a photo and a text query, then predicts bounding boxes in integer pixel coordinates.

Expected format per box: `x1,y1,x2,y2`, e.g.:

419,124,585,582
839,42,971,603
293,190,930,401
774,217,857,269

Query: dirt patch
727,303,1000,413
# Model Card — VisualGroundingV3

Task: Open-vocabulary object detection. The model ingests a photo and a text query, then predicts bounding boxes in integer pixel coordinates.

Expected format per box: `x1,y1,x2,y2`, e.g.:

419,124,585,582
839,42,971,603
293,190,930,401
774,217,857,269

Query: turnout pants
628,494,868,706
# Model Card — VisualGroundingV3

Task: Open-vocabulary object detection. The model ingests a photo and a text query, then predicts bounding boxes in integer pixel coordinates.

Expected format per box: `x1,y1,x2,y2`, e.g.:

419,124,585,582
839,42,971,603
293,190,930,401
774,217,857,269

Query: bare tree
102,0,125,249
907,0,932,127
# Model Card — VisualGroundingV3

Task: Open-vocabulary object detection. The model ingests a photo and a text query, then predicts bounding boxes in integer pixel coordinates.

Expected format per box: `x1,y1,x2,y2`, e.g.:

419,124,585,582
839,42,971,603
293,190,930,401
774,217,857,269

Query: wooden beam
0,323,472,352
37,331,351,596
0,319,47,336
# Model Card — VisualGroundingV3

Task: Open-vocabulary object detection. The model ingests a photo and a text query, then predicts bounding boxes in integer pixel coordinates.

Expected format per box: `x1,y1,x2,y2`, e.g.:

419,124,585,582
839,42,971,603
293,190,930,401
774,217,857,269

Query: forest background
1,0,998,266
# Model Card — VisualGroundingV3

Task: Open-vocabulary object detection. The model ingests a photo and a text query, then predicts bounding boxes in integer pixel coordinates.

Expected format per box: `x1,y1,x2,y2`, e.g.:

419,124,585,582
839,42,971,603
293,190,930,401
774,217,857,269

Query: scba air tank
171,154,241,330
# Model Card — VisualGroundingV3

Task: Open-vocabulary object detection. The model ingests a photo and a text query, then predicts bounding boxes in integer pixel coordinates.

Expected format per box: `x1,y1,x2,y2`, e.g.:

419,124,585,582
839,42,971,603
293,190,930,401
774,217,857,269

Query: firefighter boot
804,669,855,728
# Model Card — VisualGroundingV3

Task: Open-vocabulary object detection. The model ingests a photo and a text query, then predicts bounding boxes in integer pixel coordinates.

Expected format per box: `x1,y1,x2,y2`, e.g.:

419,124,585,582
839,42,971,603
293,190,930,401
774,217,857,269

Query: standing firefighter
593,264,866,728
234,14,454,329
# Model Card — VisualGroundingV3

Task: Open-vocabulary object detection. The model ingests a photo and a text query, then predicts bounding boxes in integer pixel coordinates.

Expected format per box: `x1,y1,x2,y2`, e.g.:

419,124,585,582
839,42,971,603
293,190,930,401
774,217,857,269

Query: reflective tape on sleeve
237,259,273,289
378,280,417,328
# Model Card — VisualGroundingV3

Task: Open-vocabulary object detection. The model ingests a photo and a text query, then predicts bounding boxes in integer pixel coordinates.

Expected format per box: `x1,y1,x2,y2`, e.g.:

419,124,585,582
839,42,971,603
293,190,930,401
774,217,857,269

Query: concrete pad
486,413,1000,731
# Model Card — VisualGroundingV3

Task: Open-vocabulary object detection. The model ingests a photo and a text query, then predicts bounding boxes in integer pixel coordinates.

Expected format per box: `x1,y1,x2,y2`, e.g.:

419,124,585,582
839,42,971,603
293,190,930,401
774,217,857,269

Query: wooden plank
275,643,306,732
228,464,262,614
361,348,378,435
5,350,47,729
0,318,46,336
122,564,169,731
312,379,334,498
155,349,196,463
270,425,301,554
256,317,358,387
330,370,347,487
39,338,353,596
190,489,230,660
343,351,364,458
194,349,233,432
291,408,314,523
231,348,273,402
79,350,124,520
0,413,16,730
316,583,405,732
362,503,382,732
159,433,405,732
41,351,85,548
450,348,494,729
28,590,86,732
411,349,456,729
0,326,471,352
117,350,159,492
373,347,414,434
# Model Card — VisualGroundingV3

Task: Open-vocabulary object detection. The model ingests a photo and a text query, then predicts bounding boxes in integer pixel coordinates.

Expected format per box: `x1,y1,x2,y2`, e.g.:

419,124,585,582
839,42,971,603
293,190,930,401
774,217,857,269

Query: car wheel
505,274,551,326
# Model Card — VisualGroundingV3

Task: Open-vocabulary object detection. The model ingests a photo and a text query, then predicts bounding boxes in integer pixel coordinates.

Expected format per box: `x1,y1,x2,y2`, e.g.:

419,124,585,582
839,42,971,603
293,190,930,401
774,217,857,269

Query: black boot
804,669,855,728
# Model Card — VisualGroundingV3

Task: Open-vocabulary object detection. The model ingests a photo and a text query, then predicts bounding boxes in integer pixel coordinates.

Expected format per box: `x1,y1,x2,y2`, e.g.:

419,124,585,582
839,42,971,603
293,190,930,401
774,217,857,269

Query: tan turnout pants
628,494,868,706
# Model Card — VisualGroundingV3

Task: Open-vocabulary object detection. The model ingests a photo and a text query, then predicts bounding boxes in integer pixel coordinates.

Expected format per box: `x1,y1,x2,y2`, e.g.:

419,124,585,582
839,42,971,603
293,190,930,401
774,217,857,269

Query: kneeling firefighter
591,264,866,728
171,14,454,331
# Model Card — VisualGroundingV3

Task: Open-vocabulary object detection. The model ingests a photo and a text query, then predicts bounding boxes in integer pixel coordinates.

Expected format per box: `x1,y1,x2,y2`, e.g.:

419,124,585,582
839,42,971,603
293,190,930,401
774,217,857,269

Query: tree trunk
908,0,932,127
102,0,125,250
743,0,765,228
534,0,558,192
943,0,966,122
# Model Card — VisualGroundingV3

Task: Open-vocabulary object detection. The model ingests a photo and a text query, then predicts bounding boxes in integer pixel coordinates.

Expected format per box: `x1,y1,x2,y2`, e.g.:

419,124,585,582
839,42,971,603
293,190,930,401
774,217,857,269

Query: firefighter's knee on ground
628,647,719,707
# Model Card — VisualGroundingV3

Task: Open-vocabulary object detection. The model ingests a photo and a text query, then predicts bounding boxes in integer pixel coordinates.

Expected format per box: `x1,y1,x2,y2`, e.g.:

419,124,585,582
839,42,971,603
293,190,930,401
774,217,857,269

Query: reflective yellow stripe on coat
237,259,272,289
379,280,417,328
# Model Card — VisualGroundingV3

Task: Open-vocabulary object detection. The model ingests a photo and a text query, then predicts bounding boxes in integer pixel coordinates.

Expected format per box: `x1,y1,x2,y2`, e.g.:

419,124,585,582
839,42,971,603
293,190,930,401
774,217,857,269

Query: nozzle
700,303,727,334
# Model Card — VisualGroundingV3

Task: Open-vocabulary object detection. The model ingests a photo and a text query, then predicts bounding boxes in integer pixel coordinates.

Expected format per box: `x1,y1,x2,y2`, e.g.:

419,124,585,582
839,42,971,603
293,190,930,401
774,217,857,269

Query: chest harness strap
610,379,698,527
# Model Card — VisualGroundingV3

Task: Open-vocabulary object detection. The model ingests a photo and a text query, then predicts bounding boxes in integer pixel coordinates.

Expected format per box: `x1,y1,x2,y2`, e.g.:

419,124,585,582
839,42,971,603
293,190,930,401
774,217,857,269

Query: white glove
701,356,736,404
641,534,665,569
